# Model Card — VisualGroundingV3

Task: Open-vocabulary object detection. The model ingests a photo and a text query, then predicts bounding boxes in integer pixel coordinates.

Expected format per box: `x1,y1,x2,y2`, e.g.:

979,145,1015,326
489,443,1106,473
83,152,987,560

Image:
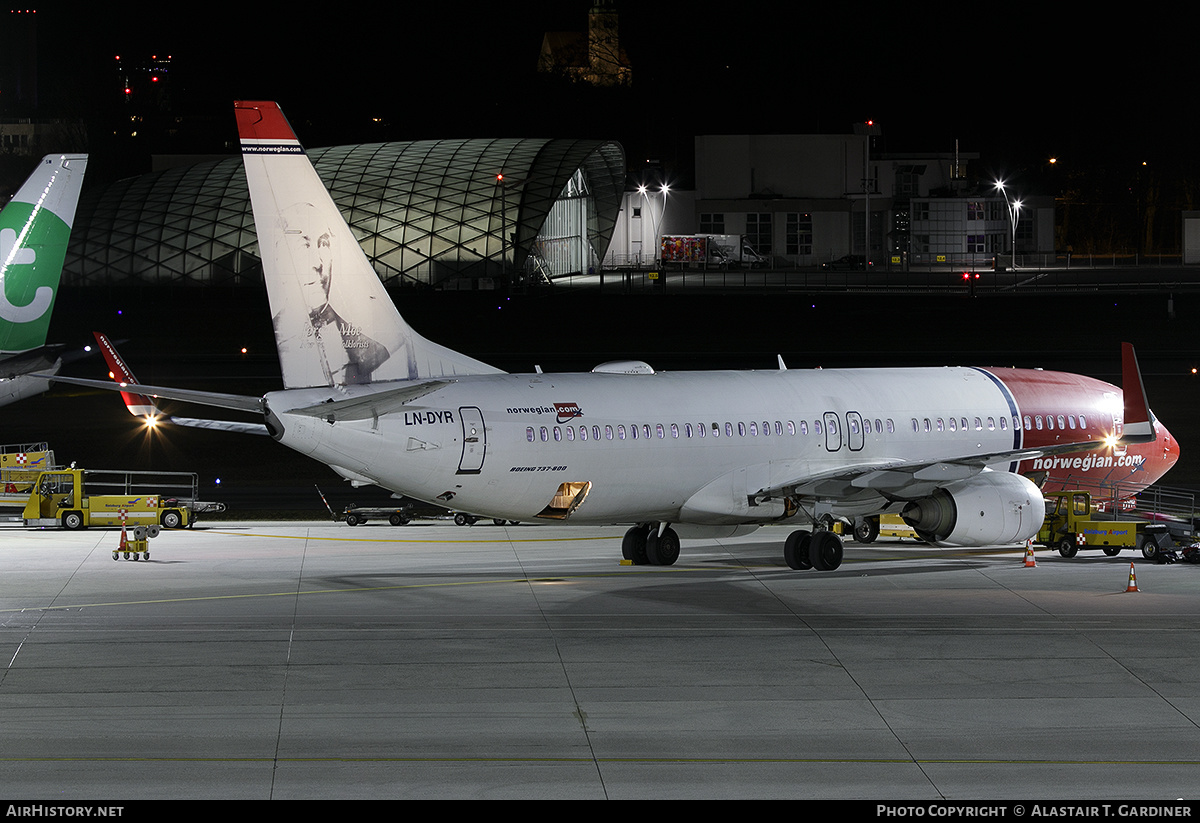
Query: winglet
1120,342,1155,443
93,332,159,418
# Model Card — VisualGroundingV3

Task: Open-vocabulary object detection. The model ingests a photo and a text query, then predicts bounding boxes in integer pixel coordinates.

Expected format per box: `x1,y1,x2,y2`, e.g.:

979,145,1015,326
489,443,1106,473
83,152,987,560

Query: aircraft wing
168,416,269,436
39,373,264,414
769,437,1119,502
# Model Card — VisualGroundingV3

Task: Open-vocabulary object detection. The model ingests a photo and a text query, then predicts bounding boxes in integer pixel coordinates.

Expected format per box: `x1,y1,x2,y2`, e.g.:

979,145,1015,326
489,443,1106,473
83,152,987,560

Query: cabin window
1024,415,1032,430
578,426,586,441
604,425,612,440
618,425,626,440
948,417,957,432
656,424,665,439
712,422,720,437
886,419,894,433
749,422,758,436
527,427,535,442
863,418,871,434
1058,415,1066,430
911,418,919,433
1067,415,1076,430
553,427,562,441
987,417,995,430
796,421,804,435
565,427,574,441
1079,415,1087,429
1035,415,1043,430
725,422,734,437
936,418,945,432
697,423,705,437
540,427,549,441
671,423,679,438
643,424,652,439
762,421,770,436
815,420,823,435
738,422,746,436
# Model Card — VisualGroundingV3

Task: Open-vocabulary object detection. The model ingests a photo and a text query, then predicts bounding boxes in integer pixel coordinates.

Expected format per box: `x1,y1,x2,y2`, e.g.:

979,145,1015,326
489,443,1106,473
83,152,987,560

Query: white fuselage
265,366,1044,526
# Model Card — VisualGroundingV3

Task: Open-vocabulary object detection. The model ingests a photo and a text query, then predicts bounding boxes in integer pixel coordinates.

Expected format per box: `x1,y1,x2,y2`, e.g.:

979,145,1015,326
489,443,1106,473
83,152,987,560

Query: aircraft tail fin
0,154,88,355
234,101,502,389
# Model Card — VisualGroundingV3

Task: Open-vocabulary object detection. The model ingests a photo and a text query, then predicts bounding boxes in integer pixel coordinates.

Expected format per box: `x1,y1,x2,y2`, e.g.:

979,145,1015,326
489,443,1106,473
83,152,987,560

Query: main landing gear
782,528,844,571
622,523,681,566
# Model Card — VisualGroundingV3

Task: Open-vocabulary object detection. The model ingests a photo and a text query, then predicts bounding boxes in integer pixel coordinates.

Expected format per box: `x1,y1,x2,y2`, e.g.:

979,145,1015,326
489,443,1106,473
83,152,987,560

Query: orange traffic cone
118,524,128,552
1125,563,1139,593
1023,542,1036,567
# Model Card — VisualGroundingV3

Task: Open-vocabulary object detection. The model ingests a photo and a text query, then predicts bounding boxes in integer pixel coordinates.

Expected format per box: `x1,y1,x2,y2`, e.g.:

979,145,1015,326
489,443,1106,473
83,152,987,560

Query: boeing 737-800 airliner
48,103,1177,570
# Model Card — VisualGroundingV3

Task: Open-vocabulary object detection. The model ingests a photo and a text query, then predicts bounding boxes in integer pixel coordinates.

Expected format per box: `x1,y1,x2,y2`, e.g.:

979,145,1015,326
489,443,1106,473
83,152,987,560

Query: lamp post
639,182,669,267
995,180,1021,271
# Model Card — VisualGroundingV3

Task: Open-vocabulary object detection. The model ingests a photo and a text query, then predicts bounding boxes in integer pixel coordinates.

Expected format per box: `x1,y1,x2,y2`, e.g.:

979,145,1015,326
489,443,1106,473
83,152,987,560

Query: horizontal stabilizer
285,380,451,422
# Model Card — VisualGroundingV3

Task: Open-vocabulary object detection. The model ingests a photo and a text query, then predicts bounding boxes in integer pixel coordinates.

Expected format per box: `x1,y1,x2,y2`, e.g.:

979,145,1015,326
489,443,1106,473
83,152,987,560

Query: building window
746,213,772,253
786,213,812,256
700,213,725,233
967,202,984,221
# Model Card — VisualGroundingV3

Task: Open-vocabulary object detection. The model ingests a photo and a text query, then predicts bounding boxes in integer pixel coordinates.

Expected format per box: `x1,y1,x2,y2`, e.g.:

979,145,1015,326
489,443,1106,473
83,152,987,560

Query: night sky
20,4,1198,192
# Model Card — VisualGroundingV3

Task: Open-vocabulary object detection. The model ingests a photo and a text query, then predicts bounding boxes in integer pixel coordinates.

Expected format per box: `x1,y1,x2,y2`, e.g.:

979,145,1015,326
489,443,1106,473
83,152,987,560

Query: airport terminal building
64,138,626,288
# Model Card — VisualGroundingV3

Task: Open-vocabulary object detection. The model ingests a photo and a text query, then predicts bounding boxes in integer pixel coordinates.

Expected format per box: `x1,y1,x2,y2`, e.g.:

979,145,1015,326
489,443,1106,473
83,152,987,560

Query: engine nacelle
901,471,1045,547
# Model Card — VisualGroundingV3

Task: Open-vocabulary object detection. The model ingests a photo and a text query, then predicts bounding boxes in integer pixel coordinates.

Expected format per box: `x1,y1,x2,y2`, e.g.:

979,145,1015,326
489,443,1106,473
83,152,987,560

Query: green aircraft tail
0,154,87,355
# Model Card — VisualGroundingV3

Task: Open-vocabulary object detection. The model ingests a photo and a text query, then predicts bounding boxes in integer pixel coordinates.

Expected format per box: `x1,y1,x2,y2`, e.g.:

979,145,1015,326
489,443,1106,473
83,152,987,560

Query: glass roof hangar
65,138,626,287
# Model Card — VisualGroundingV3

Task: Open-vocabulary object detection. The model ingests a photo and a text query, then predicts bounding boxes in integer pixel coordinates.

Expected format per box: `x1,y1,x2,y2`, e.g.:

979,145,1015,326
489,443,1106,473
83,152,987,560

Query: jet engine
901,471,1044,547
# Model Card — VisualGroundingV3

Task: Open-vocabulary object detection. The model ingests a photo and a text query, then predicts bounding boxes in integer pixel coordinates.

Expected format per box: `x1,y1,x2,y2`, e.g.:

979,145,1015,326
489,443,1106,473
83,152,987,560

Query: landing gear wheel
783,530,812,570
1058,539,1078,558
1102,546,1122,557
854,517,879,544
809,531,844,571
646,527,681,566
621,526,649,565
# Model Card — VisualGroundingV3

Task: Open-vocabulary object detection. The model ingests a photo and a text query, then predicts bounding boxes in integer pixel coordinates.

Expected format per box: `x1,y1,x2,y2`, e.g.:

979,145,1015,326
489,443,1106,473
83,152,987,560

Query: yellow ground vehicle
0,442,58,509
20,468,202,530
1037,490,1172,559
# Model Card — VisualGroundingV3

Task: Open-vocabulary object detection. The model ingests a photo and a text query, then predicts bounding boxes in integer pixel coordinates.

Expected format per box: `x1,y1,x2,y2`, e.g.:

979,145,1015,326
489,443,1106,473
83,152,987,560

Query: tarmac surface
2,520,1199,800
